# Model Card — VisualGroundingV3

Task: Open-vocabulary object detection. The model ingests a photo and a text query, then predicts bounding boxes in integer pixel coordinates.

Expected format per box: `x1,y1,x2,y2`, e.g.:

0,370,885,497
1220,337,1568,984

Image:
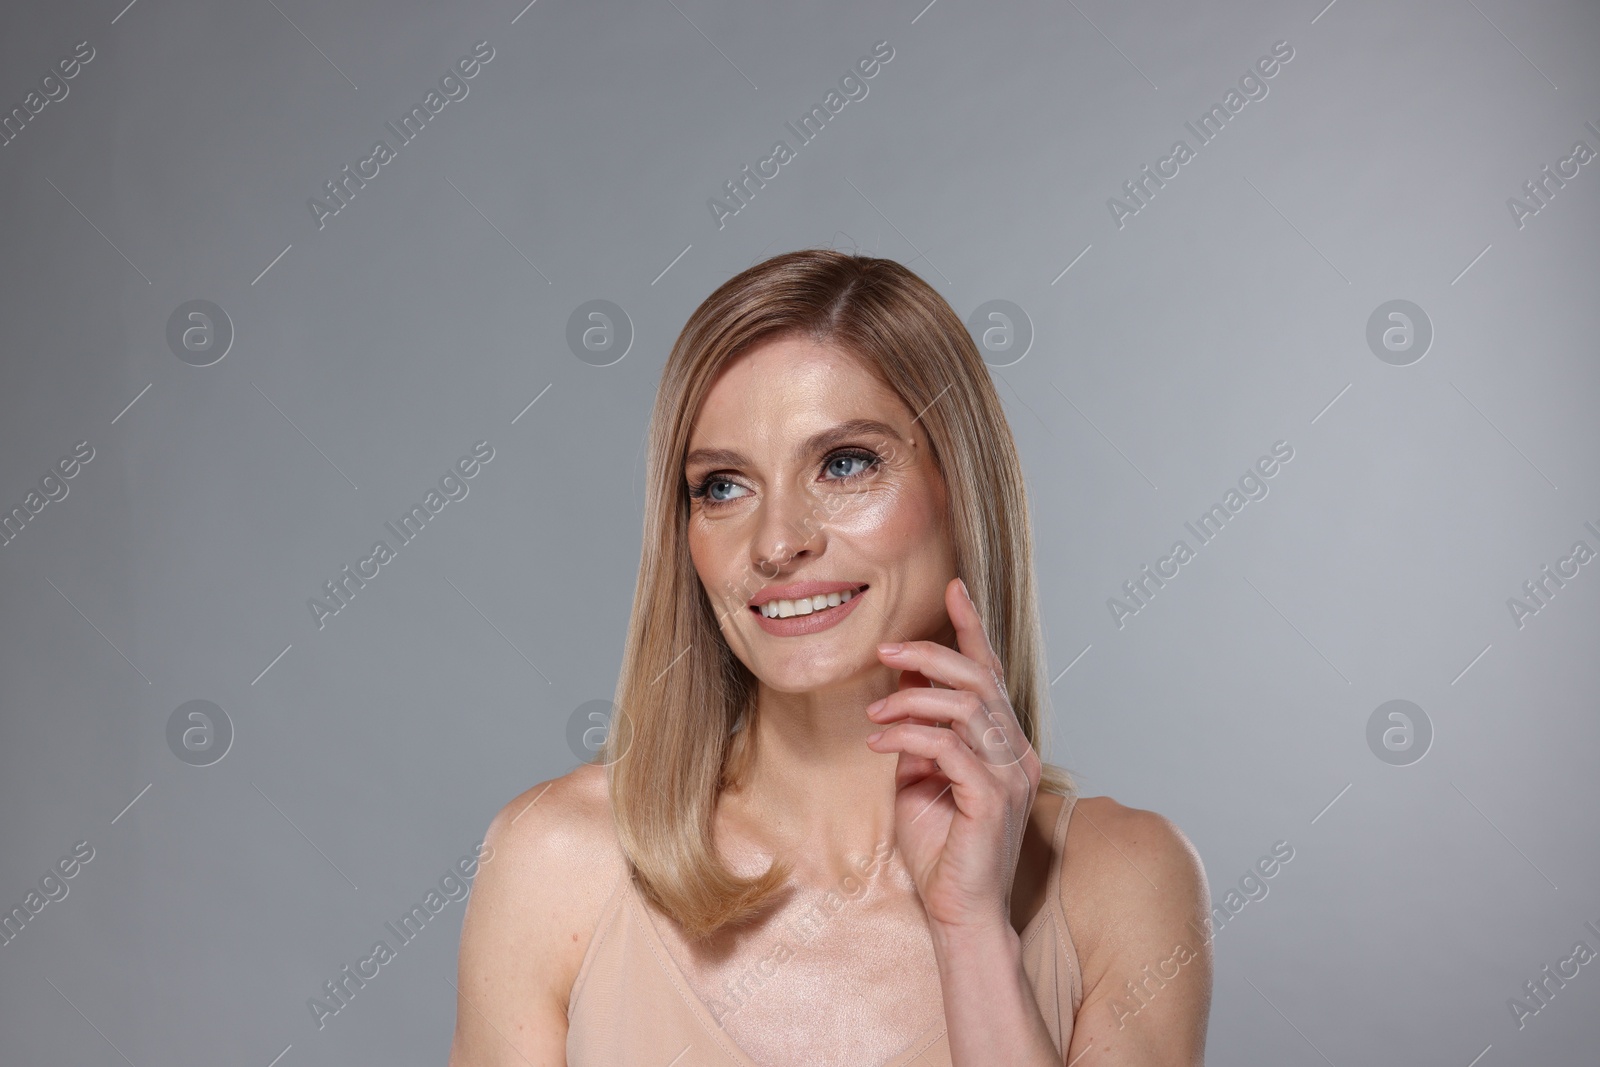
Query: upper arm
448,771,619,1067
1061,798,1213,1067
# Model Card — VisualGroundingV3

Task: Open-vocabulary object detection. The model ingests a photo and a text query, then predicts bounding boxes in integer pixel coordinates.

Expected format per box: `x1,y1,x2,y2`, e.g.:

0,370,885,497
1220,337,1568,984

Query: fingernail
959,578,972,602
866,698,886,716
865,730,883,743
878,642,903,655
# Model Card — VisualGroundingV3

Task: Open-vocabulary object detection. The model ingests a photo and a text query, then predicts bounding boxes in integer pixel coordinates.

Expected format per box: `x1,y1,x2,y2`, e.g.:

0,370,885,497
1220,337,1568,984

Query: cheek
827,484,942,558
688,518,760,609
686,522,722,591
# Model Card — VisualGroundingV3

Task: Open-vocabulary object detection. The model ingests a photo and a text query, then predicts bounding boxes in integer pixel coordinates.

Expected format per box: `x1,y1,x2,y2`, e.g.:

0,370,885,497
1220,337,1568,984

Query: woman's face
684,334,958,694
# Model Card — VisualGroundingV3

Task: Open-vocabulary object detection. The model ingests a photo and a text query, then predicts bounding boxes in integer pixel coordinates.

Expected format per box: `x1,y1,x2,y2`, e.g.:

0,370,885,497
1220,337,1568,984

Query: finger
948,577,1003,678
867,687,1034,769
890,753,944,792
872,579,999,695
877,634,1025,739
865,722,1006,818
878,638,1000,702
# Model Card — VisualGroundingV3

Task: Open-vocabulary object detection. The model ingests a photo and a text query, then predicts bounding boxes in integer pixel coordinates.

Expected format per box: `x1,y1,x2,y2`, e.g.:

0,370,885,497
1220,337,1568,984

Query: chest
645,870,949,1067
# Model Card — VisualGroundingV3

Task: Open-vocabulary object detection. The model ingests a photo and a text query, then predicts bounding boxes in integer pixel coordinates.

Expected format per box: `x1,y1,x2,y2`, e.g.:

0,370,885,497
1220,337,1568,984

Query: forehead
688,335,906,448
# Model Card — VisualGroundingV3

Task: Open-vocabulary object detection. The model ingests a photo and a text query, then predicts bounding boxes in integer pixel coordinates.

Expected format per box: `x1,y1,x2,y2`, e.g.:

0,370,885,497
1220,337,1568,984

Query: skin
448,335,1213,1065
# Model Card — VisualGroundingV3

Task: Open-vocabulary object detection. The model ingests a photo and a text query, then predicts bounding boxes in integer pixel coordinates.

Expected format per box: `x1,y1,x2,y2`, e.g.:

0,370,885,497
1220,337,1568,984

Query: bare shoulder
1060,795,1213,1064
1061,795,1209,957
448,762,628,1066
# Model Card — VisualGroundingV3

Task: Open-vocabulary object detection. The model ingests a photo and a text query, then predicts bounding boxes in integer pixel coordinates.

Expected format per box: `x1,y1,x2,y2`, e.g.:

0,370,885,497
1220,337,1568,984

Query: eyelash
688,448,881,508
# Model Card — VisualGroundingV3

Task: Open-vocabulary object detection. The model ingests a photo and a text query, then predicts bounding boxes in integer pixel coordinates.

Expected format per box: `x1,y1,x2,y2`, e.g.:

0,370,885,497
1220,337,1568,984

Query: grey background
1,0,1596,1064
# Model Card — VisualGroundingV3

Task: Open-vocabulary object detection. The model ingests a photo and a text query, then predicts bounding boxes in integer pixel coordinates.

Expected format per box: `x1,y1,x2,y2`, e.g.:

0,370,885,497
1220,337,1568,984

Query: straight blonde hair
603,249,1075,941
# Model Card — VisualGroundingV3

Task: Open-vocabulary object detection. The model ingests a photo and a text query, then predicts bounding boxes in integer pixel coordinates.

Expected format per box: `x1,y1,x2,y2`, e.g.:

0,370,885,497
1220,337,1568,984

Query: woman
449,250,1212,1065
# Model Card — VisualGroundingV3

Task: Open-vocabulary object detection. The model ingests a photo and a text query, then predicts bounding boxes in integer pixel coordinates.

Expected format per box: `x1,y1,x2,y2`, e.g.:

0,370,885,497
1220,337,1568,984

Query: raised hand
864,577,1042,932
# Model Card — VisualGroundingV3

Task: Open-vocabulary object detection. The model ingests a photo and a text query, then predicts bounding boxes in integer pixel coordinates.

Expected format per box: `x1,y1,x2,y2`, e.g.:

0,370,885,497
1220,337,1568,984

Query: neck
722,676,902,884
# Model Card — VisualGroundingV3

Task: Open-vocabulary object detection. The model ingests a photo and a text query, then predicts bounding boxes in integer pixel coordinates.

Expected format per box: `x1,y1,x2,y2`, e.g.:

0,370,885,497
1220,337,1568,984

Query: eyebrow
684,418,905,472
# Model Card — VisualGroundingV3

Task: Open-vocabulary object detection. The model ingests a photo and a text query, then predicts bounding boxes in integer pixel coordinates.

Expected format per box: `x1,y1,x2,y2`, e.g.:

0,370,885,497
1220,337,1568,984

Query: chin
755,655,872,694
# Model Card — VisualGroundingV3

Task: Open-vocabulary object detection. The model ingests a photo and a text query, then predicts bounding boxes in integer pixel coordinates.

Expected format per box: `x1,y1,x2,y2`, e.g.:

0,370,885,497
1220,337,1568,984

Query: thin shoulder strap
565,859,630,1016
1046,792,1086,1018
1046,791,1078,902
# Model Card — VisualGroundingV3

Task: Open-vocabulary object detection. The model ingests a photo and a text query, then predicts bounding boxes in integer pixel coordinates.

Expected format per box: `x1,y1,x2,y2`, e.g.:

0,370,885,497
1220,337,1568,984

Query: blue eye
825,451,875,479
688,448,880,509
687,476,748,506
705,478,745,503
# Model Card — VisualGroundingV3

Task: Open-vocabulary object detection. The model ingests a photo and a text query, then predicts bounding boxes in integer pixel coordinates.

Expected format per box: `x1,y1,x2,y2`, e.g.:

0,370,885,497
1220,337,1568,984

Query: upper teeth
760,587,858,618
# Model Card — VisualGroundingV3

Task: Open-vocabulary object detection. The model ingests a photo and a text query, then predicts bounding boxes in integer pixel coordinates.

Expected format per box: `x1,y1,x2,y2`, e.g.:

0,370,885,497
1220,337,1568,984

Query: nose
749,481,824,579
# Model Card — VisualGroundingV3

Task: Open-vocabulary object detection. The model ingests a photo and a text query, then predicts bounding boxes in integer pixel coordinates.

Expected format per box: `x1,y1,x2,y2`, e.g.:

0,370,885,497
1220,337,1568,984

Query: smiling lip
749,584,868,637
748,580,866,608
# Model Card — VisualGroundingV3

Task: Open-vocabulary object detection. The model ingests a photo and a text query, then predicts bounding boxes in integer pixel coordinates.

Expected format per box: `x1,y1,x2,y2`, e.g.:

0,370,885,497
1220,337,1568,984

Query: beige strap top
566,793,1083,1066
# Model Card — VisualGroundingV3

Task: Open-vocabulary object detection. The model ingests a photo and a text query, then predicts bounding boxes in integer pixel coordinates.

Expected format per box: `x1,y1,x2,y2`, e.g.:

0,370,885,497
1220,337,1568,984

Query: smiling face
684,334,959,694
